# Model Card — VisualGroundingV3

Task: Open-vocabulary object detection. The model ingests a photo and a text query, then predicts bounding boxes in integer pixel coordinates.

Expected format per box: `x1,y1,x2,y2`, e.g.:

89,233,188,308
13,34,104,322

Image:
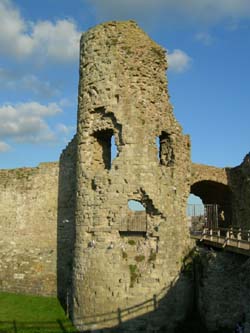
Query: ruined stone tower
1,19,250,333
73,21,192,332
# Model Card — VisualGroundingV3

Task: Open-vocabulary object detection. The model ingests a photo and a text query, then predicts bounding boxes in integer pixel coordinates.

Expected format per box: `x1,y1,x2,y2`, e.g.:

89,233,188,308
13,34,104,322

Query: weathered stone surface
229,154,250,229
197,248,250,332
0,20,250,333
57,135,77,309
191,155,250,229
0,162,59,296
73,20,192,332
191,163,229,186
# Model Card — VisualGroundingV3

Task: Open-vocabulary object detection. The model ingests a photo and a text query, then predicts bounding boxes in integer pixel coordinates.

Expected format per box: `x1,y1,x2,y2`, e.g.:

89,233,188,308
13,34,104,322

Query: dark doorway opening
190,180,232,229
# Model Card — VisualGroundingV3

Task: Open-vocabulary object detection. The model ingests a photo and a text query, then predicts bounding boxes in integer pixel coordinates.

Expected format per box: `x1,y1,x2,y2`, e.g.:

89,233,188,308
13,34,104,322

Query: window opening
156,137,160,160
111,135,118,162
156,132,175,166
119,200,147,236
128,200,145,211
93,129,118,170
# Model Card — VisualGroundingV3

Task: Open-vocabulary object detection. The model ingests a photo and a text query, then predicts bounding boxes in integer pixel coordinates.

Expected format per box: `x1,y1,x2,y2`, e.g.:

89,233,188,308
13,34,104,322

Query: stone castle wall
190,156,250,229
196,248,250,332
0,162,59,296
191,163,229,187
228,154,250,229
0,19,249,333
0,135,77,299
57,135,77,308
73,21,192,332
190,157,250,332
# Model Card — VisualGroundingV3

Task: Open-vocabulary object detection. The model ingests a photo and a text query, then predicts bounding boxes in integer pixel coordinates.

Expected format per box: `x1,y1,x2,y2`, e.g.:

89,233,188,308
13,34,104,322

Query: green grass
0,292,77,333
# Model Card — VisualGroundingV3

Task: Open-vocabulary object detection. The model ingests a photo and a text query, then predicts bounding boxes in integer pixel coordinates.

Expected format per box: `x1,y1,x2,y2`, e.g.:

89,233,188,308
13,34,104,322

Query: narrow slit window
111,135,118,162
157,132,175,166
156,137,160,160
93,129,114,170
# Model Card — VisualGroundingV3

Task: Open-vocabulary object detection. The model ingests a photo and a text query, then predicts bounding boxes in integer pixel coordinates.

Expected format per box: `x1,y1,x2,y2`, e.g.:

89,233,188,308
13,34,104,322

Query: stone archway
190,180,232,228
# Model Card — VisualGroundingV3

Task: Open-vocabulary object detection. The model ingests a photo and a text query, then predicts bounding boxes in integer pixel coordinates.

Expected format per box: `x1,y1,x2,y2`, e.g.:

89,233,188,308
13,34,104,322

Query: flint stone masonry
191,157,250,228
196,248,250,332
228,154,250,229
0,20,250,333
57,135,77,307
73,20,192,332
0,163,59,296
191,163,229,186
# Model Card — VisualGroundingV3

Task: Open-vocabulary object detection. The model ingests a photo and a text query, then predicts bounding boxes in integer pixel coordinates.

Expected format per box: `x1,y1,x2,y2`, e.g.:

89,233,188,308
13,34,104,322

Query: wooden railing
190,227,250,254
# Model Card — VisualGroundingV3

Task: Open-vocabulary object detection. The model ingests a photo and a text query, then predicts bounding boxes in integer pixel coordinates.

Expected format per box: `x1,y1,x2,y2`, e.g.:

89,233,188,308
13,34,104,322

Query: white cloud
0,68,60,98
225,21,240,31
56,123,75,135
167,49,192,73
31,20,81,62
0,0,33,58
0,102,62,143
0,141,11,152
20,75,60,98
56,123,76,143
175,0,250,23
0,0,81,62
195,32,214,46
89,0,250,26
59,98,76,108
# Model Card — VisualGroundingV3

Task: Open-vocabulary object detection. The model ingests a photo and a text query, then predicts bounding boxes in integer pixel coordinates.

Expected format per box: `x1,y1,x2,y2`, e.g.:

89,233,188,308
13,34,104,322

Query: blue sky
0,0,249,170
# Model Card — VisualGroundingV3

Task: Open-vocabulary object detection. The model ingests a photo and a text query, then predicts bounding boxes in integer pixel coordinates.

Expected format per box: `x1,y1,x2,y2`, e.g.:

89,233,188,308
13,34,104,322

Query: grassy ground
0,292,77,333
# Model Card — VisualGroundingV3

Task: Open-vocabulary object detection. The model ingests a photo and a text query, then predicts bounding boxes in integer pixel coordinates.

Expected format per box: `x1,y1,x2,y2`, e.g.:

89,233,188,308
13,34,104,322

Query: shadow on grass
0,319,78,333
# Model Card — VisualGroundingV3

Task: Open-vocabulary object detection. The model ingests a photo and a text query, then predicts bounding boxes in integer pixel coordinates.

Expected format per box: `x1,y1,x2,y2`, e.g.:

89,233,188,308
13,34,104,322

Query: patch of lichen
151,46,165,58
103,21,163,54
135,255,145,263
129,264,139,287
14,169,34,180
122,251,128,260
148,250,157,262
